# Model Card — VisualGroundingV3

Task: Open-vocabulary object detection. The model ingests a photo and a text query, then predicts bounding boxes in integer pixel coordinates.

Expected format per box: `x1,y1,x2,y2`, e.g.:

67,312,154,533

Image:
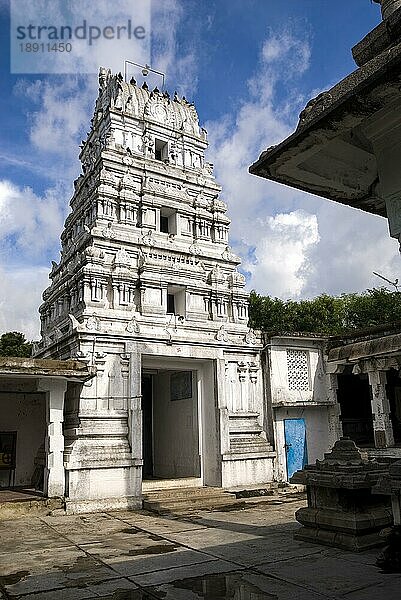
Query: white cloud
0,180,65,258
151,0,198,96
0,179,67,338
304,201,400,296
206,27,400,299
28,79,92,154
261,30,311,76
242,210,320,297
0,266,48,340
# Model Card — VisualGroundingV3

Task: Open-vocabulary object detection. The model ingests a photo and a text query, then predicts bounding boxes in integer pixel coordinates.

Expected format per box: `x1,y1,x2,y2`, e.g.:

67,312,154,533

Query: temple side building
34,68,276,512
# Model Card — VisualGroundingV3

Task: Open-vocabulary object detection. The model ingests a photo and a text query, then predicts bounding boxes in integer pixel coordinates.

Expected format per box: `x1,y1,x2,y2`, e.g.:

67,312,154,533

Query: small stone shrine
291,437,393,551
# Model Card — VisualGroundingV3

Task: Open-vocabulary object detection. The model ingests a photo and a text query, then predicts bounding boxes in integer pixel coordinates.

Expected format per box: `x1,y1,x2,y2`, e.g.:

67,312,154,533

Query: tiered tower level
37,69,273,512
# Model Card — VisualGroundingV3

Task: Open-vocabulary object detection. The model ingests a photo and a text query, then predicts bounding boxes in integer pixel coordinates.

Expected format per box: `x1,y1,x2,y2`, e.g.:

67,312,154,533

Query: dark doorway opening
141,368,201,481
386,368,401,445
141,374,153,478
337,369,374,446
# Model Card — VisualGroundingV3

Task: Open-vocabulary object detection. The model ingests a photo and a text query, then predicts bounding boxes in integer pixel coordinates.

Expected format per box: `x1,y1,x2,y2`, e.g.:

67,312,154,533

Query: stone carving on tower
36,68,274,511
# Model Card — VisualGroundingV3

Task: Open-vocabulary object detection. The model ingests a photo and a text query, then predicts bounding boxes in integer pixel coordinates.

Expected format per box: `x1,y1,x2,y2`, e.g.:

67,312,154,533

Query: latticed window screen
286,349,310,391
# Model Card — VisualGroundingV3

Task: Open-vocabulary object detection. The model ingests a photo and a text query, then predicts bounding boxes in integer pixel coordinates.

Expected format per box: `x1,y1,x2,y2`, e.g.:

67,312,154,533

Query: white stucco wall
269,338,327,405
0,391,45,487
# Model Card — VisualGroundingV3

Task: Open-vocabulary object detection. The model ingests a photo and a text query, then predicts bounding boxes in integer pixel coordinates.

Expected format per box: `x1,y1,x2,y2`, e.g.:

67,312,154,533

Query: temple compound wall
34,68,275,512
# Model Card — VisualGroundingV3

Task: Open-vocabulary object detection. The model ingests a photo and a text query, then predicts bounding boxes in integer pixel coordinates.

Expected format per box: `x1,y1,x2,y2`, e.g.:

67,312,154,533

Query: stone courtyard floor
0,499,400,599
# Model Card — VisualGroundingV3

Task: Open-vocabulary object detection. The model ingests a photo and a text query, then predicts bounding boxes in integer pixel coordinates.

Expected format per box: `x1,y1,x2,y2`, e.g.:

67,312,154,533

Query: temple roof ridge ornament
97,66,204,139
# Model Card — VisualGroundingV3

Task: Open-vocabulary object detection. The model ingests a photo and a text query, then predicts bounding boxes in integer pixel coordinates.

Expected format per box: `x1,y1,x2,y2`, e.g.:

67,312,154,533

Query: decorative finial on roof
373,0,401,19
130,77,136,85
142,81,149,90
117,72,123,81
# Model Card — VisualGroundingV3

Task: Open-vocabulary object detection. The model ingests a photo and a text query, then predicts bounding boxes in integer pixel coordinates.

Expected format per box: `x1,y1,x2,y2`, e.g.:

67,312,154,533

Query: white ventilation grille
286,349,310,391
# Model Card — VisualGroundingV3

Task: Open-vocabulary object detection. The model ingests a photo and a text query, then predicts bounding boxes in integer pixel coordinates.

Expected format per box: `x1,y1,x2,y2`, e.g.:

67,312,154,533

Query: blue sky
0,0,399,338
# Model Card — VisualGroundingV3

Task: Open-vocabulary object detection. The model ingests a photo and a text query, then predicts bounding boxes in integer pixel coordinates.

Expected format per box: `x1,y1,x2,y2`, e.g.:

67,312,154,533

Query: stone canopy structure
35,68,275,512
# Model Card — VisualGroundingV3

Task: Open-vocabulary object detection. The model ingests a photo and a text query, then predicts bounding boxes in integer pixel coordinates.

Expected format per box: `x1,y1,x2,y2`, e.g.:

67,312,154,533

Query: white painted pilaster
38,378,67,498
368,370,395,448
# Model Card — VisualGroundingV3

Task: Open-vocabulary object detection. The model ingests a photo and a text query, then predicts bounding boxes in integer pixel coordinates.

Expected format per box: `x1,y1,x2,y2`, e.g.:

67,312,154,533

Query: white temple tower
36,68,274,512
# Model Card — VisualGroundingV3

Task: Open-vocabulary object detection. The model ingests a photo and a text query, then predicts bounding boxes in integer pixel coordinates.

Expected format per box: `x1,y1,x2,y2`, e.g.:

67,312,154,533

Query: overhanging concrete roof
328,331,401,363
249,10,401,217
0,357,94,381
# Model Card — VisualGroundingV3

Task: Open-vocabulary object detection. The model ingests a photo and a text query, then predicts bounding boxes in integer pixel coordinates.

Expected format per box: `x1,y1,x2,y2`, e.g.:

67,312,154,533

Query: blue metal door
284,419,308,480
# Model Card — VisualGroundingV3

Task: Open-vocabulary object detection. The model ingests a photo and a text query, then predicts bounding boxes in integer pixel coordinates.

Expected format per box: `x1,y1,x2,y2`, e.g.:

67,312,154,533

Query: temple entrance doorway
336,368,374,447
0,388,46,496
141,362,202,487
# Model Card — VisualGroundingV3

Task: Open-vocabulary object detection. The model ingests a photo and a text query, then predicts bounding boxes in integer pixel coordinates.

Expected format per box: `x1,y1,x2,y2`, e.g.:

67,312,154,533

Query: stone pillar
218,358,230,457
38,378,67,498
363,102,401,243
129,347,142,465
325,369,343,449
368,370,395,448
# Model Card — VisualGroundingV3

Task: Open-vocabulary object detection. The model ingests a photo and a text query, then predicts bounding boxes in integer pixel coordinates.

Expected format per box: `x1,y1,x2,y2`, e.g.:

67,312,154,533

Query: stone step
142,486,240,514
227,482,279,499
143,496,241,514
143,486,235,500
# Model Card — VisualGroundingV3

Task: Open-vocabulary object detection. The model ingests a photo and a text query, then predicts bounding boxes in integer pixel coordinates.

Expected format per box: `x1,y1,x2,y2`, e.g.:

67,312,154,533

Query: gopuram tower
36,68,274,512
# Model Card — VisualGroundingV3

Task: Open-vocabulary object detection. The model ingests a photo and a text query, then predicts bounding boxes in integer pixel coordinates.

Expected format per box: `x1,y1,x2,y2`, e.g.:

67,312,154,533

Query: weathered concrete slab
238,571,334,600
162,519,320,567
1,503,401,599
149,570,333,600
0,547,119,597
86,577,139,596
109,512,209,535
160,526,259,550
130,559,242,587
0,518,72,553
96,546,218,578
346,577,401,599
17,588,96,600
40,512,132,545
257,553,397,596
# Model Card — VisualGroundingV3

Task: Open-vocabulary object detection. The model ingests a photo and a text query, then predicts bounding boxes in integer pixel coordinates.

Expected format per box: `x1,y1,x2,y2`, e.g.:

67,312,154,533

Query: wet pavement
0,499,400,599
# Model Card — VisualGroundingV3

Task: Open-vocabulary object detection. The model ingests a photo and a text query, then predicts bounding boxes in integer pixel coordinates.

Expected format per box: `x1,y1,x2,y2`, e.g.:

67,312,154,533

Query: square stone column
37,378,67,497
327,372,343,448
368,370,395,448
363,102,401,243
128,348,142,464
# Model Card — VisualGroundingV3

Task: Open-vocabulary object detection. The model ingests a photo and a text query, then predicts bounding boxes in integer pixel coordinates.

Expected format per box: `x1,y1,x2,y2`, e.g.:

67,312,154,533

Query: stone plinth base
295,506,393,551
65,495,142,515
